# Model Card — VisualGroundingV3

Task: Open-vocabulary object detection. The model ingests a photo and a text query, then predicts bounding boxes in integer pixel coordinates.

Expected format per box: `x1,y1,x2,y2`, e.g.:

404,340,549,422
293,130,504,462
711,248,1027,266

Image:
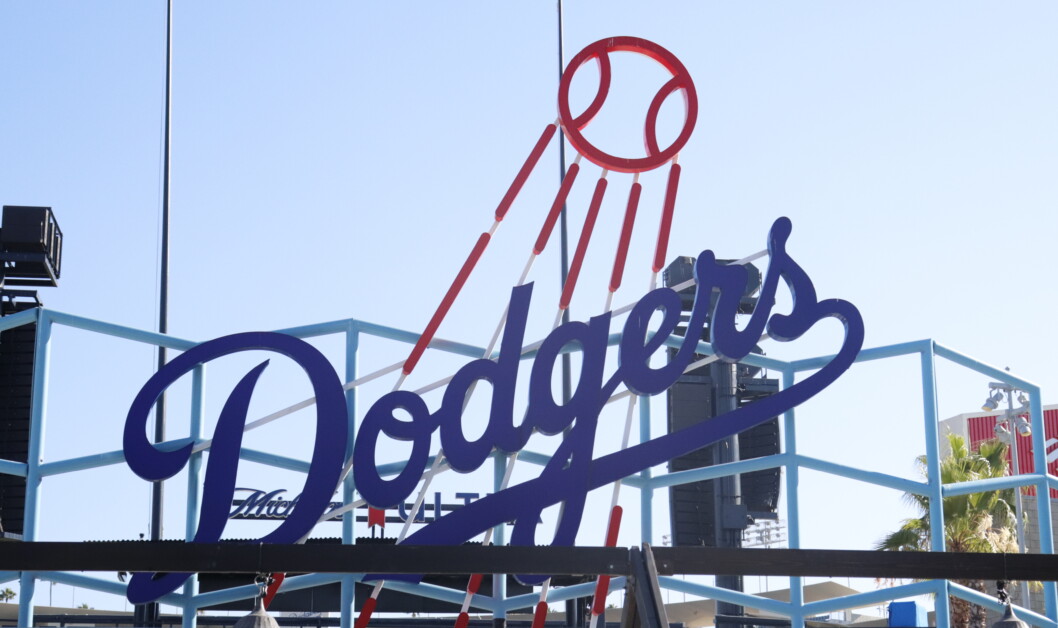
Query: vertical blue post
782,369,803,628
18,310,51,627
638,395,653,544
1026,385,1057,617
341,323,359,628
493,452,507,621
919,345,949,628
182,365,205,628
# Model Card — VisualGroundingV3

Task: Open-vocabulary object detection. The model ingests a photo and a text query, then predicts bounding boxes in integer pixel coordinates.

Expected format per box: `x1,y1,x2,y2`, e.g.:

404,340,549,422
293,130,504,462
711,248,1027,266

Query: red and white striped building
942,405,1058,499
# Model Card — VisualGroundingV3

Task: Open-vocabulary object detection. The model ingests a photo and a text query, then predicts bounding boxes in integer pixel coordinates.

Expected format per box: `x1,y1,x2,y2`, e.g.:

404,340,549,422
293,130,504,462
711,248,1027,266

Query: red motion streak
466,573,484,594
531,600,550,628
402,124,558,377
496,124,558,221
591,506,624,616
604,505,623,547
453,572,484,627
608,182,642,293
403,232,490,375
262,572,285,609
559,177,608,310
355,596,377,628
533,163,580,255
652,163,682,273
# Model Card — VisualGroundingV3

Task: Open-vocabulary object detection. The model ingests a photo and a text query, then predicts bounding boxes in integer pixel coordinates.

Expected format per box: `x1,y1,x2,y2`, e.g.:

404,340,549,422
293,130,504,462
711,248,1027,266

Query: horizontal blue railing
801,579,940,616
794,454,928,496
0,458,27,478
948,582,1057,628
659,576,792,616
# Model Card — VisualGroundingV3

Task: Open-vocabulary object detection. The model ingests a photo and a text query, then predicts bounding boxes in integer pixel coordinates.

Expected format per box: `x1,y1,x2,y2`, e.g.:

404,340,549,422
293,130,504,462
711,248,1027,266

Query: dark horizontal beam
651,547,1058,581
0,542,625,576
1,542,1056,581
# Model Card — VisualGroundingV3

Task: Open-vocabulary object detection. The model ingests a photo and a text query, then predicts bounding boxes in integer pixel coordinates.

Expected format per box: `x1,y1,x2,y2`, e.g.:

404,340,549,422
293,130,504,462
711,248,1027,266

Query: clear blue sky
1,1,1056,613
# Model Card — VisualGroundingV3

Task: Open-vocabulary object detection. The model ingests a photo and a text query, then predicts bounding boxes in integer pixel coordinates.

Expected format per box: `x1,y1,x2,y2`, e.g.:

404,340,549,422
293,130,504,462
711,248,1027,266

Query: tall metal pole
139,1,172,625
557,6,580,623
153,0,172,550
556,0,572,408
713,361,744,628
1004,389,1030,611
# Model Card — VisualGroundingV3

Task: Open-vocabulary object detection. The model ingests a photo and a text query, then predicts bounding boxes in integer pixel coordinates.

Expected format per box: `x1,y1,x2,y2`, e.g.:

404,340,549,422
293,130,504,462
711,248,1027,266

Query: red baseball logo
558,36,698,174
402,37,697,379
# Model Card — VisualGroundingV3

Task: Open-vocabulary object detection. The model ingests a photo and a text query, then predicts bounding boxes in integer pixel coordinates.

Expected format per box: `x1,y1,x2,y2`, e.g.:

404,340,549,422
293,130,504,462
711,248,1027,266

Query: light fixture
992,581,1028,628
994,422,1011,439
233,577,278,628
233,596,279,628
1017,392,1028,406
982,391,1005,412
1014,415,1032,437
0,205,63,290
993,604,1029,628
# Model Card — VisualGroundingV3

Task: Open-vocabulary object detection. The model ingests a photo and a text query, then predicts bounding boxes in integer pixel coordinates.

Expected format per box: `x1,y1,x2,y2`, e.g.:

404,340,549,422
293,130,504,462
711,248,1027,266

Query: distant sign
229,488,483,523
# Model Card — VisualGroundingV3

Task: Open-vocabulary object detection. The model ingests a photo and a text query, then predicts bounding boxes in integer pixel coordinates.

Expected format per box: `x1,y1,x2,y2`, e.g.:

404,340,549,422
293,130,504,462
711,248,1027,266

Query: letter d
436,283,533,471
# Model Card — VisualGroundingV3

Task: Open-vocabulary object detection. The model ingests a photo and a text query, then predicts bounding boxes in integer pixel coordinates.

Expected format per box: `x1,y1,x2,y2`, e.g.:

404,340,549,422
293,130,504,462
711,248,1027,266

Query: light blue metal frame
2,309,1056,627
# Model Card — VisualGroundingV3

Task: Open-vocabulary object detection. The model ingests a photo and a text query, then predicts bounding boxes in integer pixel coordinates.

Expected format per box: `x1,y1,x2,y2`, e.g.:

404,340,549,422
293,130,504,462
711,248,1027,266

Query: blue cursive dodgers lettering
123,217,863,601
359,217,864,584
122,332,348,603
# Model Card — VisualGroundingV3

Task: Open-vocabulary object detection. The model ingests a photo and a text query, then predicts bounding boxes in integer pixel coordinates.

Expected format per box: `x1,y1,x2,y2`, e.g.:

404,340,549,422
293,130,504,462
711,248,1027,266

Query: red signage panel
967,408,1058,498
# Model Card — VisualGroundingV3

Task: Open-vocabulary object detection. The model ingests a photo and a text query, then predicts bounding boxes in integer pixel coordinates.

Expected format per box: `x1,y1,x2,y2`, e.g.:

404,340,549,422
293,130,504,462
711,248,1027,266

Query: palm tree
0,587,15,603
877,433,1019,628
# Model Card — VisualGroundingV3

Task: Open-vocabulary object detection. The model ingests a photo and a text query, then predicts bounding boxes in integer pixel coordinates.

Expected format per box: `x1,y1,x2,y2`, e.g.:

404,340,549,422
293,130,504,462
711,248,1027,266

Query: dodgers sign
122,37,863,604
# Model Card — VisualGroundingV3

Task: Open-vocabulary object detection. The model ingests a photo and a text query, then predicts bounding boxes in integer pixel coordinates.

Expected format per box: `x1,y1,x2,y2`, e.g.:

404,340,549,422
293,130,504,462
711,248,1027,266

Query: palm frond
879,432,1020,558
